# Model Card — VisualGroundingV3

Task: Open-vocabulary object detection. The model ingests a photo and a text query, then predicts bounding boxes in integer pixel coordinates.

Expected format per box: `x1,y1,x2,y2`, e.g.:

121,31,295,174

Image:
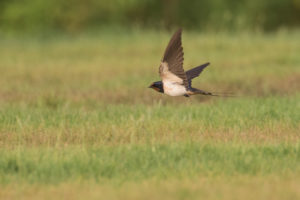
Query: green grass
0,96,299,147
1,143,300,183
0,30,300,199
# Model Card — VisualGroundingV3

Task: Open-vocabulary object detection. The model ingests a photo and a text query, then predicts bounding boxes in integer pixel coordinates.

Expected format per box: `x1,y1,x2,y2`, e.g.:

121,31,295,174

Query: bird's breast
163,81,187,96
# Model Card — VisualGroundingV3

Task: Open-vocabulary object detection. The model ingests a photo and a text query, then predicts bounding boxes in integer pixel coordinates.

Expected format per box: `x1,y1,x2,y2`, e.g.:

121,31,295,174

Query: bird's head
148,81,163,93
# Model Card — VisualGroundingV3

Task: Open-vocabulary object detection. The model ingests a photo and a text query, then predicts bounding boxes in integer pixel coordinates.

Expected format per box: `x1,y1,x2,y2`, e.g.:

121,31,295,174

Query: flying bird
149,29,217,97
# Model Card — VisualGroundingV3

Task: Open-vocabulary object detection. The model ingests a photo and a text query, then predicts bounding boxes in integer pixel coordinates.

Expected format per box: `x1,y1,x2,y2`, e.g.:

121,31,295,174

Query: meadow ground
0,30,299,199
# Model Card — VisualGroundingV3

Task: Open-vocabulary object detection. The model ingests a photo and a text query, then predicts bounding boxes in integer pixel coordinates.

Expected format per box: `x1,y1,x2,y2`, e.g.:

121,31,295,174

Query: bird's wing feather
159,29,188,88
159,62,183,84
186,62,210,87
186,62,210,80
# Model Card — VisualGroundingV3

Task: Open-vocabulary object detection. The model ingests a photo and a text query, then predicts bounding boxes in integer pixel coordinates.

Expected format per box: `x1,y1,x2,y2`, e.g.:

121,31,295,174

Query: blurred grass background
0,29,299,200
0,0,300,33
0,1,300,200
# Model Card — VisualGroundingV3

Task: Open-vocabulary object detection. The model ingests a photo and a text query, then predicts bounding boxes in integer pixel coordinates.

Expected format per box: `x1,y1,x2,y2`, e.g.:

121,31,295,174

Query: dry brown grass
1,175,300,200
0,123,299,148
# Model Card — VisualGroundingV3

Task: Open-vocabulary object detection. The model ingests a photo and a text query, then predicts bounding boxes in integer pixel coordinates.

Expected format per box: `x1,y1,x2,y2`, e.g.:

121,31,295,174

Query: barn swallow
149,29,217,97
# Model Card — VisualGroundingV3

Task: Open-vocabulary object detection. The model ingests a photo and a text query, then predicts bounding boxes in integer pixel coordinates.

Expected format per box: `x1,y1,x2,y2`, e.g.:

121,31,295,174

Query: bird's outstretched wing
159,29,189,88
186,62,210,87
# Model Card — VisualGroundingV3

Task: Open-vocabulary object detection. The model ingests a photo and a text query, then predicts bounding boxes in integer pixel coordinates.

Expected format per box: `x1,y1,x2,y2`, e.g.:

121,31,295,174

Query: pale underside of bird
149,28,217,97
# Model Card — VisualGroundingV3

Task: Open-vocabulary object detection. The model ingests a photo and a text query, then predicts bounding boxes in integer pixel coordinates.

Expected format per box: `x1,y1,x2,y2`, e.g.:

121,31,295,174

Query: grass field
0,30,300,200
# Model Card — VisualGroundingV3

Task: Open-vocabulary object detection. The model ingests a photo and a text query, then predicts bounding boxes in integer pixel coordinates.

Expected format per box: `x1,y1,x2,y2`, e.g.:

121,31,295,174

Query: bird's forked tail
187,88,234,97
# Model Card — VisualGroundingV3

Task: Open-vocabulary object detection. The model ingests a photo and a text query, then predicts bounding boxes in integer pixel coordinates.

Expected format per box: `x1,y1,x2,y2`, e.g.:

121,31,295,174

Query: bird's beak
148,85,153,88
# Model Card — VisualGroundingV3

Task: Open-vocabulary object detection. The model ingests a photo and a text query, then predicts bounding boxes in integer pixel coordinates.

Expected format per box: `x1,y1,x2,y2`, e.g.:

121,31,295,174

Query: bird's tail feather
190,88,235,97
